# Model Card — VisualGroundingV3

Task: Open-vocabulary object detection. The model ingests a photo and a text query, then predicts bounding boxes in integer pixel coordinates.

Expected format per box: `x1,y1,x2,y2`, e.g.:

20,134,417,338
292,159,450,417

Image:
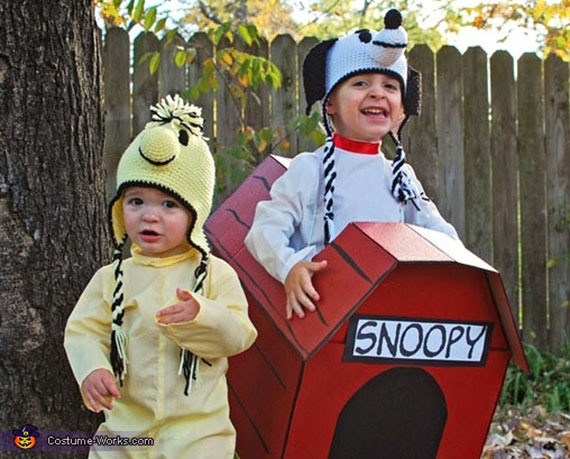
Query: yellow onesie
64,245,257,458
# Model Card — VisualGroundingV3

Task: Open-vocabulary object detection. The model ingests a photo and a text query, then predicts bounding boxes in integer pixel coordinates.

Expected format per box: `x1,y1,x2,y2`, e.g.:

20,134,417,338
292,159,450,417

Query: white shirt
245,140,459,283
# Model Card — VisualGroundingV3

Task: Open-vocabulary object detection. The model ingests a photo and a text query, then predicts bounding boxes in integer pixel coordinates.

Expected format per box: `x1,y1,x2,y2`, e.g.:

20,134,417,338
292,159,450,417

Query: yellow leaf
257,139,267,152
547,258,557,268
186,48,197,65
544,5,556,24
222,52,233,66
533,0,546,20
519,421,532,431
279,140,290,151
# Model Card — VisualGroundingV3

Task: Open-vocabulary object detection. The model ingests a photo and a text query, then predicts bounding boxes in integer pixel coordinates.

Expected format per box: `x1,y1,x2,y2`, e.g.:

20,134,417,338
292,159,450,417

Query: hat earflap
404,65,422,117
110,235,128,384
303,38,337,115
178,255,210,395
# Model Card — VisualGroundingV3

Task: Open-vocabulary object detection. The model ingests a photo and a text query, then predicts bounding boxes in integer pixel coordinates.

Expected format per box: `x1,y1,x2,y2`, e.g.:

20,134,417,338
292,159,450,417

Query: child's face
327,73,404,142
122,187,192,258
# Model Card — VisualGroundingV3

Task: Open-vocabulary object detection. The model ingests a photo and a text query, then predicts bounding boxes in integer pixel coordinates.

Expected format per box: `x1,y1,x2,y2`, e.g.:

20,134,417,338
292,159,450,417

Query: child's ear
326,98,337,115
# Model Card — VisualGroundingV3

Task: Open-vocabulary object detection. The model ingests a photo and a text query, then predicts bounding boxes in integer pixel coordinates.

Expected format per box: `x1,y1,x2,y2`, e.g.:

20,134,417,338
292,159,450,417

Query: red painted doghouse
204,156,529,458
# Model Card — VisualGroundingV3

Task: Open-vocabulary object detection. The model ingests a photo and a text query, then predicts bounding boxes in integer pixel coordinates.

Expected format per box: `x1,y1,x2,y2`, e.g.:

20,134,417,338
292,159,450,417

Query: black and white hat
302,9,425,245
303,8,421,127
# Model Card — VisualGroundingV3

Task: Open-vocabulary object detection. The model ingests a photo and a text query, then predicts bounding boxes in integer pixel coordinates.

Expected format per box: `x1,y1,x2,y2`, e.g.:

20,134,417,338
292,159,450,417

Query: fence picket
270,34,298,157
490,51,519,323
133,32,159,136
544,54,570,354
463,47,492,261
188,32,214,140
436,46,465,239
158,33,186,98
215,36,242,201
245,37,270,164
406,44,439,204
297,36,319,154
103,28,130,200
518,53,547,349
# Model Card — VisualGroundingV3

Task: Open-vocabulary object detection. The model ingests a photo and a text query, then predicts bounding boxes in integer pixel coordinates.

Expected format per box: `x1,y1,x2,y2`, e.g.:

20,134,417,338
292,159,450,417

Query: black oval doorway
329,367,447,459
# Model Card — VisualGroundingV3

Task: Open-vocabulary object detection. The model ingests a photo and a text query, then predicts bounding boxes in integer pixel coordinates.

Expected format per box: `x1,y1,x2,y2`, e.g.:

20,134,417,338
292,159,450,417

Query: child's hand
81,369,120,412
156,288,200,324
284,260,327,320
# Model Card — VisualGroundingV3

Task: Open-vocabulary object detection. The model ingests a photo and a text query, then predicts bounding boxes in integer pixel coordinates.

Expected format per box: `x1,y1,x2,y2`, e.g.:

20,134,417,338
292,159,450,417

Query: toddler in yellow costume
65,95,257,458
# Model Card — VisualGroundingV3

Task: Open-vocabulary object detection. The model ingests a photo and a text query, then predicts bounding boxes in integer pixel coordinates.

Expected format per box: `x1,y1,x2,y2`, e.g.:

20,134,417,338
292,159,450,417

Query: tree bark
0,0,106,442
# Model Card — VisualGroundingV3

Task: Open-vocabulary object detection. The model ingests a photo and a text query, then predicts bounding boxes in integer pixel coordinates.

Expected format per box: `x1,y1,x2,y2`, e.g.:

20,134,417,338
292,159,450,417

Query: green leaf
144,7,157,31
149,52,160,75
238,57,251,78
237,131,247,145
113,0,122,9
247,24,260,45
154,17,167,33
126,0,135,15
209,74,219,91
190,85,201,101
132,0,145,22
165,28,179,45
174,50,186,68
260,127,273,143
138,51,155,65
213,23,231,45
237,24,252,46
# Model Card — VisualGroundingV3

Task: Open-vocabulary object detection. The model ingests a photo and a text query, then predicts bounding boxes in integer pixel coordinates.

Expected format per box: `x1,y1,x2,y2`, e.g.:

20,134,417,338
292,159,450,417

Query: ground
483,406,570,458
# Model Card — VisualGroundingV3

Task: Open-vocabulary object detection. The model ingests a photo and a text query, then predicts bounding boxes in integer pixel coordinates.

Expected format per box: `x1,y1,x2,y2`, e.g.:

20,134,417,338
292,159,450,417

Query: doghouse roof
205,156,528,372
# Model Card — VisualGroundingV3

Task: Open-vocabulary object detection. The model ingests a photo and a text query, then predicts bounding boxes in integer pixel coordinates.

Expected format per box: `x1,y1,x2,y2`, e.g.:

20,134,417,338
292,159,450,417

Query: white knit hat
303,9,421,123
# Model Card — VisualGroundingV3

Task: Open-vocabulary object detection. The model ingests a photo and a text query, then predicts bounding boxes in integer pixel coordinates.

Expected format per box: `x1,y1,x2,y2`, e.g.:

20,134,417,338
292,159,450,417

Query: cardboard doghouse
204,156,529,458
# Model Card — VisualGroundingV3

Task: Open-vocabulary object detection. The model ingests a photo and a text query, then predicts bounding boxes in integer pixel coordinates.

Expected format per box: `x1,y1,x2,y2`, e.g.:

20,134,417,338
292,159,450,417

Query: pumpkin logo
12,424,39,450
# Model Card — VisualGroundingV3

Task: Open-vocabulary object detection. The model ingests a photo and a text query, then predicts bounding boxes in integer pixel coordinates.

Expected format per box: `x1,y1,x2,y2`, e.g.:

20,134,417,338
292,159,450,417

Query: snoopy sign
347,316,492,365
205,155,529,459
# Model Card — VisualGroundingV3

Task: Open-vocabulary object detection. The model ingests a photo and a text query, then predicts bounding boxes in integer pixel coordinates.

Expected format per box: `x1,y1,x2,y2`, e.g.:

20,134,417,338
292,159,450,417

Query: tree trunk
0,0,106,445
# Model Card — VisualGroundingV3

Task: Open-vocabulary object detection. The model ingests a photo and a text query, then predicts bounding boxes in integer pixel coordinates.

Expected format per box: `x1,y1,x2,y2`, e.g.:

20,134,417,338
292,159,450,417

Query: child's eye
127,197,143,205
353,80,367,87
385,82,399,91
163,200,178,209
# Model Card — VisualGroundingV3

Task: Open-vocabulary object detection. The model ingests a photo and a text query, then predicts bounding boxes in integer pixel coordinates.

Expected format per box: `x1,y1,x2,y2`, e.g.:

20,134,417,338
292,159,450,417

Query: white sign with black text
344,315,493,366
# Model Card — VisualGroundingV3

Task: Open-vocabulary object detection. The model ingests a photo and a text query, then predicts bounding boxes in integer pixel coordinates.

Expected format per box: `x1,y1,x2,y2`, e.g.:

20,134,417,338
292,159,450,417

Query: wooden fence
102,28,570,355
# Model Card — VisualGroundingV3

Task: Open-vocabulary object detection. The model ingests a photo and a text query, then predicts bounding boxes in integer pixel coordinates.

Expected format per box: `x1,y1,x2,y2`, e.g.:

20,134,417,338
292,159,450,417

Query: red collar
333,133,381,154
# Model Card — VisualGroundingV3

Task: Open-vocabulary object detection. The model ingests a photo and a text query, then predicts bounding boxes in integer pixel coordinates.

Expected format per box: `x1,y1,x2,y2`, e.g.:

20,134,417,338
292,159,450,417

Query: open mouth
362,107,388,116
140,229,160,240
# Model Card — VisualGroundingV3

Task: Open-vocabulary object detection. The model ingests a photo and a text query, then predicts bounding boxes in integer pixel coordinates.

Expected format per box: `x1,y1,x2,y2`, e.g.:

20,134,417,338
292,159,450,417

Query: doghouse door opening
329,367,447,459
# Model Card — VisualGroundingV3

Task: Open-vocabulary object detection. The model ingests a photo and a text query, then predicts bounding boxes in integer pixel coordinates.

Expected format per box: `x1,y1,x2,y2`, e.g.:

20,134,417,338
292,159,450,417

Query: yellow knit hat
109,94,214,258
107,95,215,394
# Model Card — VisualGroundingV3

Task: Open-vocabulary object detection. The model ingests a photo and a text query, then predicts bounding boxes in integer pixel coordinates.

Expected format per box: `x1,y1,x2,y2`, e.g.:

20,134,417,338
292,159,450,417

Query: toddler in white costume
246,9,460,319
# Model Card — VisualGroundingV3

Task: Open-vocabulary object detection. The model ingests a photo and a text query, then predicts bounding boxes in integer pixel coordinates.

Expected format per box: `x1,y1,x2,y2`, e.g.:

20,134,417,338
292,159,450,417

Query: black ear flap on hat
303,38,337,115
404,65,422,116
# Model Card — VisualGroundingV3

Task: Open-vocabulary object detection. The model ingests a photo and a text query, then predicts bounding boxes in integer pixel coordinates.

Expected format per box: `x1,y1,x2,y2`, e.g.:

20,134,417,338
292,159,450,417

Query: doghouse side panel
230,289,303,458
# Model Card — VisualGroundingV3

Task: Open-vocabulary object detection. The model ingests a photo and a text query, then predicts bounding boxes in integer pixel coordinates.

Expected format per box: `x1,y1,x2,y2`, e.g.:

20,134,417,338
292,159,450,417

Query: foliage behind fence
102,28,569,355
